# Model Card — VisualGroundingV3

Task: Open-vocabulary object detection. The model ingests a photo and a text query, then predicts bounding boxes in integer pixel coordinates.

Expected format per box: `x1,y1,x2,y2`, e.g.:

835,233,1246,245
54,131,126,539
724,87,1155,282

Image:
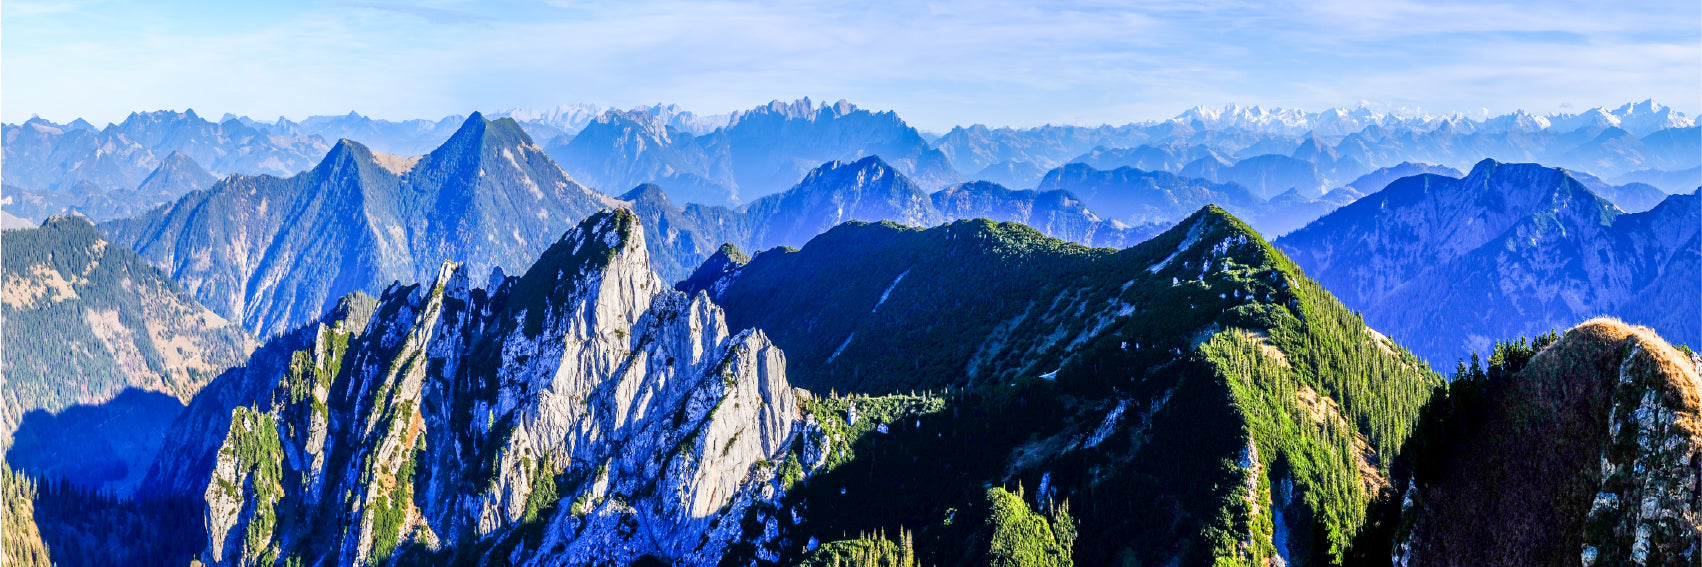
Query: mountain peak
312,137,378,173
618,182,671,205
505,207,655,338
138,152,218,197
676,242,750,300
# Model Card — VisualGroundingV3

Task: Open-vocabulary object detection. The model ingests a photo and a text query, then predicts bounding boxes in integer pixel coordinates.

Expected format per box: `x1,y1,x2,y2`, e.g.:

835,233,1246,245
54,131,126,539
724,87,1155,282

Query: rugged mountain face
1276,159,1702,368
2,152,220,223
1,111,328,194
0,216,254,493
544,98,959,207
99,113,618,338
680,206,1443,565
1393,319,1701,565
152,210,805,566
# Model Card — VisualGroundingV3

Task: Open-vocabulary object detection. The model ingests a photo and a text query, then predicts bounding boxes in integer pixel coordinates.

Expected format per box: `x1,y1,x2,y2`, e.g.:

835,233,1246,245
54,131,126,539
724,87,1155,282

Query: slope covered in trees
687,206,1443,565
1,216,253,493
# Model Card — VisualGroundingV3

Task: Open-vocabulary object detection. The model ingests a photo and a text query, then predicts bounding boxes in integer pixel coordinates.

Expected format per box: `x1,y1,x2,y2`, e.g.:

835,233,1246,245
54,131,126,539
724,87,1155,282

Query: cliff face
184,209,802,566
1396,318,1701,566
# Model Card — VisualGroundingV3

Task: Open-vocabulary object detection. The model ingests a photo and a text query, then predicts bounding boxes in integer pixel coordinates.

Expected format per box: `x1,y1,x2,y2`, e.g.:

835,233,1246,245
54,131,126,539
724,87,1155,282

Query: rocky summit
162,209,809,566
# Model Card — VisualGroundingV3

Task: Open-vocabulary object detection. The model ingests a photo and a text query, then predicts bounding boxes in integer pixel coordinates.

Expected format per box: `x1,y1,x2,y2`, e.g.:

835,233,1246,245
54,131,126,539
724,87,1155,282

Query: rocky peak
423,111,537,166
739,156,943,250
191,208,802,566
731,97,828,124
138,151,218,195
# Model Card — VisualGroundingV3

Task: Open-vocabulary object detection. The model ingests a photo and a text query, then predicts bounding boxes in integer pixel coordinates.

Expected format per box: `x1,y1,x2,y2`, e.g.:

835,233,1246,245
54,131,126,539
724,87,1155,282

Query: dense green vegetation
1,215,250,444
704,207,1442,565
797,531,916,567
3,468,203,566
2,467,51,567
685,217,1111,394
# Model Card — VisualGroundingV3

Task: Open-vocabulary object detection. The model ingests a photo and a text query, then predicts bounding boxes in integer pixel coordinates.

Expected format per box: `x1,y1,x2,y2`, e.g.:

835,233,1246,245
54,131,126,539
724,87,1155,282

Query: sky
4,0,1698,131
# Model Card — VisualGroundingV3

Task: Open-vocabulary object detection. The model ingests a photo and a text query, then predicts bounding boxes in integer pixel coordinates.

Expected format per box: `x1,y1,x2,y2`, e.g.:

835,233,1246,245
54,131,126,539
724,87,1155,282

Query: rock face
184,209,801,566
0,216,254,493
1276,159,1701,367
1394,319,1701,565
99,113,618,338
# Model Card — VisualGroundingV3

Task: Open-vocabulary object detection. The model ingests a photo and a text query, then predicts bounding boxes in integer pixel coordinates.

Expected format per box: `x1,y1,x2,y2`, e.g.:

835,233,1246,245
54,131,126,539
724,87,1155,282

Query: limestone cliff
194,209,802,566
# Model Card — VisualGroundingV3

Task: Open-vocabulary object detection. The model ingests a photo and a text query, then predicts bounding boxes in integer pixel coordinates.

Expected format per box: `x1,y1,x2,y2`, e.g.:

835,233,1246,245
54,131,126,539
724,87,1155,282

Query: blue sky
4,0,1697,131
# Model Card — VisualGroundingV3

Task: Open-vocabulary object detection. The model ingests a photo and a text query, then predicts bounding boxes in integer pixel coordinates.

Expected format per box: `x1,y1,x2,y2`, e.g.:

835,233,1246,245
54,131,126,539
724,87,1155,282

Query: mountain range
3,110,329,194
5,97,1702,567
2,152,219,223
1276,159,1701,368
543,98,960,206
618,156,1164,283
9,100,1694,229
99,113,616,338
934,101,1699,193
120,205,1444,566
140,210,807,566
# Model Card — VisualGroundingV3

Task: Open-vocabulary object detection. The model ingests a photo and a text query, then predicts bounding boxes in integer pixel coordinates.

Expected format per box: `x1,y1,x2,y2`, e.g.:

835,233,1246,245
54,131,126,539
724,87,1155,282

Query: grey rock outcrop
188,209,802,566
